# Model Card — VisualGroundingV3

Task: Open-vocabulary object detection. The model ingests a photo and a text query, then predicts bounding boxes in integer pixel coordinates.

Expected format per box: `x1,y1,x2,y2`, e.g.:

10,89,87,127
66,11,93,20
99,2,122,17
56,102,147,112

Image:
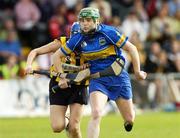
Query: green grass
0,112,180,138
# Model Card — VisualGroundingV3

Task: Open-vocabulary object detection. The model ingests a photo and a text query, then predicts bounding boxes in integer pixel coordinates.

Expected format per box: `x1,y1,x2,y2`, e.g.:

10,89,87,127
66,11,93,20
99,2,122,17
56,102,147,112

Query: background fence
0,73,179,117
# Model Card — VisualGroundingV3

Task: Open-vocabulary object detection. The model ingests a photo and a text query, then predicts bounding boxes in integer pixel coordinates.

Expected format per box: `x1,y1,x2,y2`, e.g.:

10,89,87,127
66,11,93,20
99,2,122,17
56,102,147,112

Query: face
79,17,96,33
151,42,161,55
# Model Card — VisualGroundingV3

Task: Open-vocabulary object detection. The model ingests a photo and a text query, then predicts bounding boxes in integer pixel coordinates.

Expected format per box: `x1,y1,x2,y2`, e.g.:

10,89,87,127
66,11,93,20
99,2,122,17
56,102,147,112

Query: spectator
122,9,147,42
0,30,21,56
48,2,68,39
50,0,65,9
111,16,123,32
173,10,180,39
37,0,53,23
168,0,180,16
144,41,177,108
168,39,180,72
0,54,19,79
0,19,21,64
34,0,53,46
145,0,158,19
133,0,149,35
74,0,84,16
157,50,175,73
149,2,174,41
109,0,133,20
144,42,161,73
64,0,84,37
14,0,41,49
89,0,112,23
64,0,79,9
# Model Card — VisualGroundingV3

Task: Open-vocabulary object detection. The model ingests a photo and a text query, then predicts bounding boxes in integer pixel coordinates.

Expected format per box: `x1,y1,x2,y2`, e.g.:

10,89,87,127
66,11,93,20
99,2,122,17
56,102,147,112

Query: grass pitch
0,112,180,138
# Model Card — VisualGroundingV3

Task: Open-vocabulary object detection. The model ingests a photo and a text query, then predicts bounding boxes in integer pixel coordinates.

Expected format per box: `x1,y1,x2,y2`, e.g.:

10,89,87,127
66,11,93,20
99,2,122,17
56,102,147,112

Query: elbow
130,42,138,52
130,46,138,56
29,49,38,57
131,44,138,52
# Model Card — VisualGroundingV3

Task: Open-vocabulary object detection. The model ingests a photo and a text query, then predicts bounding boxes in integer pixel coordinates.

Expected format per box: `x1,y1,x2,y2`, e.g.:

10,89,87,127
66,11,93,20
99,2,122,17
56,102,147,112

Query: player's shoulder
67,32,83,46
97,24,118,35
69,32,83,40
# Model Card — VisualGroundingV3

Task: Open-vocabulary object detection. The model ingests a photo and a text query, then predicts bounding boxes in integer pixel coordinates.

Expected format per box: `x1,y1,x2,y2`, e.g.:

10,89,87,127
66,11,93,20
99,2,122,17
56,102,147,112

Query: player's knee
91,108,103,120
51,123,65,133
68,122,80,135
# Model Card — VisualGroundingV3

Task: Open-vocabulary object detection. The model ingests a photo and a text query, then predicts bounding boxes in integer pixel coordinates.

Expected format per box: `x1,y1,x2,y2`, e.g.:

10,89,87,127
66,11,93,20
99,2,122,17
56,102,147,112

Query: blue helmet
70,22,80,36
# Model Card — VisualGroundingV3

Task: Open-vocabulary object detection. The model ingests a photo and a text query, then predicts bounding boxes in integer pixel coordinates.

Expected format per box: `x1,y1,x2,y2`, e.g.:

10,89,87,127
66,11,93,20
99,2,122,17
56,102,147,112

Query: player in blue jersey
53,7,147,138
25,22,88,138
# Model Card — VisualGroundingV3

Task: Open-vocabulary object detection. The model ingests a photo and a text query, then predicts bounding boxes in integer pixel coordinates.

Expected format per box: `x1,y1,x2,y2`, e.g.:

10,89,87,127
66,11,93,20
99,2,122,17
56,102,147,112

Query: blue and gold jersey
60,24,128,74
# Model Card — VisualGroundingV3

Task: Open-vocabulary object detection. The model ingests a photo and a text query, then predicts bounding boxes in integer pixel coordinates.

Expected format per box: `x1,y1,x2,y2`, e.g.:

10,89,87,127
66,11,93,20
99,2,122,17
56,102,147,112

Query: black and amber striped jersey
51,36,88,85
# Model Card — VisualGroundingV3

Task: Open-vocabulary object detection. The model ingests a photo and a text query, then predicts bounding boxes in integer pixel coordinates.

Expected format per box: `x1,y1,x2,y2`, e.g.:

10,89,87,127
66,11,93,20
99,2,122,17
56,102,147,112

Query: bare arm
123,41,140,73
26,40,60,74
123,41,147,80
52,49,70,89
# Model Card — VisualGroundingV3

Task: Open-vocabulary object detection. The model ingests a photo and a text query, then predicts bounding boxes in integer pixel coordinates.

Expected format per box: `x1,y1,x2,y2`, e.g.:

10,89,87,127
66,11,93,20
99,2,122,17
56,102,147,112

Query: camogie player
53,7,147,138
25,22,88,138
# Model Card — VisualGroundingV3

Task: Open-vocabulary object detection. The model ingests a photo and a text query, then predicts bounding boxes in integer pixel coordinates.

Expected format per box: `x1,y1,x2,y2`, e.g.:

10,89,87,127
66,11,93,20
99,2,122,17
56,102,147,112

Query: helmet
70,22,80,36
78,7,100,22
78,7,100,34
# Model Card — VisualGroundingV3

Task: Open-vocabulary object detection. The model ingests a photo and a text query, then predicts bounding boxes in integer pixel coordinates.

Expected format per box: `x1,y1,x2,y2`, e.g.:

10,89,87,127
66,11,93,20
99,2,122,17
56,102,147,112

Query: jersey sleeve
60,34,81,56
103,27,128,48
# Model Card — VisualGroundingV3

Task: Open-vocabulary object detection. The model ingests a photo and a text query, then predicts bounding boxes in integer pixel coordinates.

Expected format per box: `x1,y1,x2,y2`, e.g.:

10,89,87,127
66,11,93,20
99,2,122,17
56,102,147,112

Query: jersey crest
99,37,106,46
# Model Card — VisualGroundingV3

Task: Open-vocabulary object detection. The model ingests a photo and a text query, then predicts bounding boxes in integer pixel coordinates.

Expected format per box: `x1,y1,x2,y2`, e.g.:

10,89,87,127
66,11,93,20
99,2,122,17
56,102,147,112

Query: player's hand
135,71,147,80
79,63,90,70
25,65,33,75
58,78,69,89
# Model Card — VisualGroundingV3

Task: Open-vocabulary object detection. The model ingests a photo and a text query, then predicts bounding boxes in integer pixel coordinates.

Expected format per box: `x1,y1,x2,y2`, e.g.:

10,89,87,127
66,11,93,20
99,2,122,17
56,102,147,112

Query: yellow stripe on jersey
60,37,67,64
59,36,72,54
116,34,125,47
62,45,72,55
60,36,66,46
53,36,66,46
81,45,116,61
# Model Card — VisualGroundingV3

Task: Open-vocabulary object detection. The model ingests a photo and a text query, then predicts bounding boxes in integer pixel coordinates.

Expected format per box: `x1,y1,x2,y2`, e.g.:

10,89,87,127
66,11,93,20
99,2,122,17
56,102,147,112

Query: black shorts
49,78,88,106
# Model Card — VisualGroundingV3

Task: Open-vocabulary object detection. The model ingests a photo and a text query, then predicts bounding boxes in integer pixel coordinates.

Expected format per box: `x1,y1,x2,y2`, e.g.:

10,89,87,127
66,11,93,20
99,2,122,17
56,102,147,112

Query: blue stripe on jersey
60,47,68,56
120,36,128,48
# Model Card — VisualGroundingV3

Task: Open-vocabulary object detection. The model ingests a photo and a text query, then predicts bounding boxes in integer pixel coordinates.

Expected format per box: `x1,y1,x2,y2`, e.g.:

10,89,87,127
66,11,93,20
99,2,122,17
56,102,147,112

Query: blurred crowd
0,0,179,80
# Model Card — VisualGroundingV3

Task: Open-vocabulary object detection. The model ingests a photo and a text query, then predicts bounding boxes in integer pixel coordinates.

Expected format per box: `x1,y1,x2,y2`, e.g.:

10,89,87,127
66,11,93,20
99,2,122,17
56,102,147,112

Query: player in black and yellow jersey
25,22,88,138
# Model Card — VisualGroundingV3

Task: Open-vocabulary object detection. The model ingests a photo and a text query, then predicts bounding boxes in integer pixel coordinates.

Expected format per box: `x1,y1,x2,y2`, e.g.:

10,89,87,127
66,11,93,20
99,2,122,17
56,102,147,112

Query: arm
52,48,66,73
52,49,70,89
122,41,147,80
25,40,60,74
